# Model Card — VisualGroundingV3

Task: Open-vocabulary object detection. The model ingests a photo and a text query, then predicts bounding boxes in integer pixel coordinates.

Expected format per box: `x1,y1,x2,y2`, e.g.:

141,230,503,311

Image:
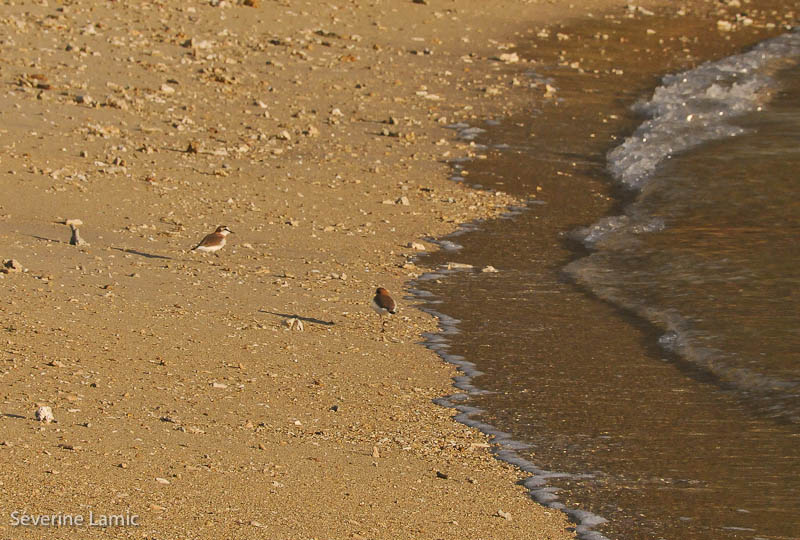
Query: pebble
497,52,519,63
408,242,426,251
481,265,499,273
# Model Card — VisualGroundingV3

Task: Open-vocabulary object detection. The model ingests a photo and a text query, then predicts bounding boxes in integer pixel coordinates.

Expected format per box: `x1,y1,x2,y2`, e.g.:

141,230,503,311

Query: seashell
35,406,54,423
283,318,304,331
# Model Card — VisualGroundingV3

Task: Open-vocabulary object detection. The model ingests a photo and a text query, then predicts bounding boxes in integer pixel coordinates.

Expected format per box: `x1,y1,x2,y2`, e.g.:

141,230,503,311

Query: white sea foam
572,28,800,251
608,28,800,192
570,30,800,406
416,281,610,540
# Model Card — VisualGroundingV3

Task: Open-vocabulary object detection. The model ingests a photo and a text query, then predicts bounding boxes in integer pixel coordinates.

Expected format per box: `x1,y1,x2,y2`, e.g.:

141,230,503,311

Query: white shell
35,406,54,423
283,318,304,331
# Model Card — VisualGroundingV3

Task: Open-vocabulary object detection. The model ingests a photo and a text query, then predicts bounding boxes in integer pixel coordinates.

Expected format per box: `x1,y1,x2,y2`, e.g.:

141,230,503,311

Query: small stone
436,471,448,479
212,382,228,389
155,477,170,485
481,265,499,273
717,20,734,31
396,196,410,206
372,446,380,458
408,242,426,251
497,52,520,63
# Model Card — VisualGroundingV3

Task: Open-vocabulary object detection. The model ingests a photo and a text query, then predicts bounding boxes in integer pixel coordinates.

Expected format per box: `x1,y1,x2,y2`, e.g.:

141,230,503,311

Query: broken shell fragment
35,406,55,423
283,318,304,331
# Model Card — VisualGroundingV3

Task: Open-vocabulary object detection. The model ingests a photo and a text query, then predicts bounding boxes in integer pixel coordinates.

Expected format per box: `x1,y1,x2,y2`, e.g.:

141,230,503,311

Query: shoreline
408,3,798,540
1,1,795,539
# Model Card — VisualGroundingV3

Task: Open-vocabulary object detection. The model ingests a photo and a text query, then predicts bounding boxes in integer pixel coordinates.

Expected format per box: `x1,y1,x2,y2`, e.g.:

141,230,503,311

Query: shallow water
416,32,800,540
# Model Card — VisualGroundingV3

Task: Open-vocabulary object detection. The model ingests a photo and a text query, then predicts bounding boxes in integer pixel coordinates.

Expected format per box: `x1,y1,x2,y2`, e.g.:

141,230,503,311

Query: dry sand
0,0,794,538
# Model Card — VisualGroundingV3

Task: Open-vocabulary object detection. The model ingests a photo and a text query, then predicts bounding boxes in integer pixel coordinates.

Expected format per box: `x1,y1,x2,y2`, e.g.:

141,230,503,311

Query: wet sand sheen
417,10,800,540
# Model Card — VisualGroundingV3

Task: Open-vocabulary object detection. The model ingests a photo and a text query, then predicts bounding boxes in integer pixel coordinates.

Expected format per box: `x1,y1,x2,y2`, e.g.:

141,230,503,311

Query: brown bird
192,225,232,254
371,287,398,331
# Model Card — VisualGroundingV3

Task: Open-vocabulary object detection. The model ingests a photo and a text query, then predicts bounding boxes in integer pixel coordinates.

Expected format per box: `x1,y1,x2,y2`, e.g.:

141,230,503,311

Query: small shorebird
192,225,232,254
371,287,398,332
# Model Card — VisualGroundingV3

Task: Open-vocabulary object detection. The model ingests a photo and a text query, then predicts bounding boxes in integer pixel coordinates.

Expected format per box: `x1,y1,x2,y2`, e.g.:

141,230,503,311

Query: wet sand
414,3,799,540
0,0,795,539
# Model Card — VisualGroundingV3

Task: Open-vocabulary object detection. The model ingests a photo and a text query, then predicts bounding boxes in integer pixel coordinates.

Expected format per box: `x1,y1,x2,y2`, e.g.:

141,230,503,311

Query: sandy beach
1,0,794,538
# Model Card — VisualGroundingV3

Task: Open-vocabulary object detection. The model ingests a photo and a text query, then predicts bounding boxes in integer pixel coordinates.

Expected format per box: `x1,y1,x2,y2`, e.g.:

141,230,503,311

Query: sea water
416,29,800,540
569,29,800,425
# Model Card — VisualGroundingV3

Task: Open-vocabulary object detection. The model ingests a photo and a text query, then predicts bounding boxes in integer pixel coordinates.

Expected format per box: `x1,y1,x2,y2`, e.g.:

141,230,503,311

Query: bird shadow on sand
112,247,173,260
2,413,27,420
260,310,335,326
30,234,68,244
